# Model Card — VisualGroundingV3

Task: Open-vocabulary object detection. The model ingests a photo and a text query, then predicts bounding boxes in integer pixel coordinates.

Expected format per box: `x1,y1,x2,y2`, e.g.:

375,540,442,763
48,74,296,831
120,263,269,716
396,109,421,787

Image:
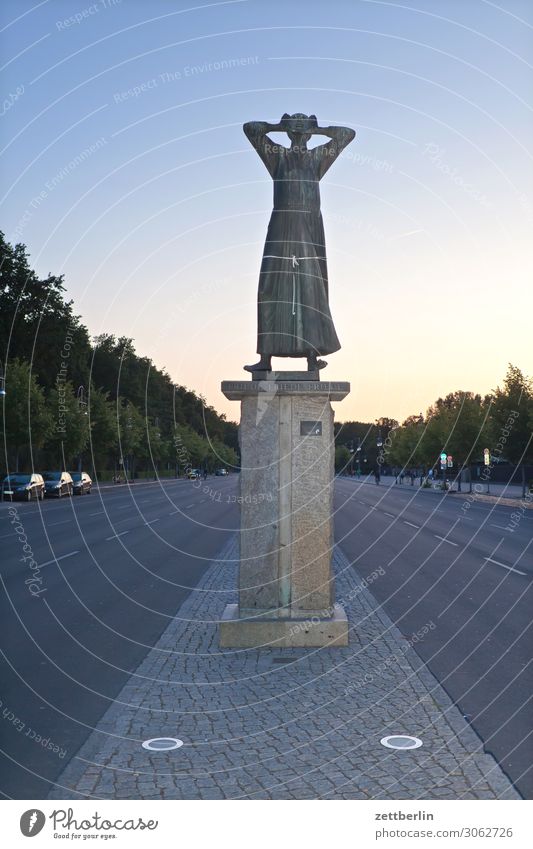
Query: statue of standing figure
243,113,355,373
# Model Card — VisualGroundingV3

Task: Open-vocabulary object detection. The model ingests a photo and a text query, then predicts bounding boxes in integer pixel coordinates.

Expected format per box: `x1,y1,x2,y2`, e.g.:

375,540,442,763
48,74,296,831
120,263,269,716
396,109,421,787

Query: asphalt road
1,474,531,799
0,476,238,800
334,476,533,799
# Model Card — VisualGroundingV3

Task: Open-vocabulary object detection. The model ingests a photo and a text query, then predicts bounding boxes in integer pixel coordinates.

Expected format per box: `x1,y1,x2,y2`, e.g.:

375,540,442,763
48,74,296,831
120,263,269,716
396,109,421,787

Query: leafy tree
387,415,426,469
424,392,489,473
0,359,53,471
87,386,117,473
46,380,90,468
116,400,145,477
335,444,351,474
489,364,533,494
0,232,91,391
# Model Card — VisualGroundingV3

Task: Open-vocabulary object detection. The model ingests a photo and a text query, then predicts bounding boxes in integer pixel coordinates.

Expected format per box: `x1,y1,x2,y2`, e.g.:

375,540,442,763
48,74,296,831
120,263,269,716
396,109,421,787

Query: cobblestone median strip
49,539,519,800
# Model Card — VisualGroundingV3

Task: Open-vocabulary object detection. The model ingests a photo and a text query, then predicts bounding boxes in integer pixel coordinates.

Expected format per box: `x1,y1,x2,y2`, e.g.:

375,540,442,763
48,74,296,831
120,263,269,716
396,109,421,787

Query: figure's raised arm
313,124,356,178
243,120,284,174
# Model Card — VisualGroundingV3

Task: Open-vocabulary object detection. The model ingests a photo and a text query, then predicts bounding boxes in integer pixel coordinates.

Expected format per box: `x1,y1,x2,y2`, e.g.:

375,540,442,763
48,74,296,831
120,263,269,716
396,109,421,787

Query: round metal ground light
142,737,184,752
380,735,423,750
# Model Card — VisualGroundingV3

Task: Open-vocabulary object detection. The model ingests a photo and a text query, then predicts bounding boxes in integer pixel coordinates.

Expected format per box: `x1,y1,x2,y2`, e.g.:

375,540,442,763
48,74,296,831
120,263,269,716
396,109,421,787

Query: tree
0,232,91,391
46,381,90,468
423,392,490,484
489,364,533,495
1,359,53,471
387,415,426,469
87,386,117,473
116,400,144,478
335,444,351,474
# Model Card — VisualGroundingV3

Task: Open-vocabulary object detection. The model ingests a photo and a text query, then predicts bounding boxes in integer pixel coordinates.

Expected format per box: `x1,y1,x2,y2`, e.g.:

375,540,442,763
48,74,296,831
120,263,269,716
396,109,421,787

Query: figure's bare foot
244,356,271,373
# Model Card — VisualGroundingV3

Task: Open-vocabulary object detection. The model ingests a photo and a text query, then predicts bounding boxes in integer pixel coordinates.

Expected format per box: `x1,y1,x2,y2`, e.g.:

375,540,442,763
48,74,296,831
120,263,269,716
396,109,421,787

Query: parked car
215,468,228,476
42,471,73,497
1,473,45,501
187,468,200,479
70,471,92,495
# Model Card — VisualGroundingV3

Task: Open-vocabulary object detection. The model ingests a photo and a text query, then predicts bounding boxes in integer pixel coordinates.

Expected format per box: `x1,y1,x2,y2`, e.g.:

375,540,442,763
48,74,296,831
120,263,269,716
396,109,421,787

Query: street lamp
77,386,87,472
0,362,6,397
375,428,383,483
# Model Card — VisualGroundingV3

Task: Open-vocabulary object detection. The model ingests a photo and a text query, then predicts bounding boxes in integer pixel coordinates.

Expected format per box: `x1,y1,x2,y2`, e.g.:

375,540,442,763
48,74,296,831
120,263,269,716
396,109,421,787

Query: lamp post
76,385,87,472
0,362,6,397
375,428,383,484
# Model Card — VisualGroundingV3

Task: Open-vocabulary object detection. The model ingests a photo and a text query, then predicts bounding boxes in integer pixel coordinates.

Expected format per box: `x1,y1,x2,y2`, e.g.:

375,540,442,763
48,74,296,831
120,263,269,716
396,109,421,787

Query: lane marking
39,550,79,568
185,504,194,508
384,512,395,518
47,519,71,527
89,511,104,516
434,535,458,546
118,505,130,510
145,518,160,525
106,531,129,541
490,523,511,531
484,557,527,576
403,521,420,529
169,510,180,515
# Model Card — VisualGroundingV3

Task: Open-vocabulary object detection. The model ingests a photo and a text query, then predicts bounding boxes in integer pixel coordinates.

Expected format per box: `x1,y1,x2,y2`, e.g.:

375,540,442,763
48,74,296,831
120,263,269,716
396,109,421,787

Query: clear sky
1,0,532,424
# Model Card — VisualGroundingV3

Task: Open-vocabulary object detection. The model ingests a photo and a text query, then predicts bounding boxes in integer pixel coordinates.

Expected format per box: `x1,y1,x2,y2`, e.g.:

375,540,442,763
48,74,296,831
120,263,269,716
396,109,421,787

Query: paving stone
48,538,520,800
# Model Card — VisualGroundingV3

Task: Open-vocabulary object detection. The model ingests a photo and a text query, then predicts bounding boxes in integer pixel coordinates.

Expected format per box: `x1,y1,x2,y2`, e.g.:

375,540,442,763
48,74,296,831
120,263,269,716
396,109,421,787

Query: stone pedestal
219,378,350,648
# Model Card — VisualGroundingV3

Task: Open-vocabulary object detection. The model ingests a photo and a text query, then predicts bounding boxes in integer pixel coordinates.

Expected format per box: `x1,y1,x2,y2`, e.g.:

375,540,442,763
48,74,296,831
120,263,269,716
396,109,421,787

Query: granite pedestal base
220,378,350,649
220,603,348,648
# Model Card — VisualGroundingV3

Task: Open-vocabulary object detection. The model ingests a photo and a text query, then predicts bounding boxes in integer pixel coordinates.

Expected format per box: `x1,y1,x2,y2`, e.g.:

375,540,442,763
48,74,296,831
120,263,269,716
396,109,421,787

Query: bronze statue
243,113,355,373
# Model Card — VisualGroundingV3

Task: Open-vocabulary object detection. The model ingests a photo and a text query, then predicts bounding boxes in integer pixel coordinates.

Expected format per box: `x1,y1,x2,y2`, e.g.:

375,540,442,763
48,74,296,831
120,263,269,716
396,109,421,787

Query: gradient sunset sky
2,0,532,424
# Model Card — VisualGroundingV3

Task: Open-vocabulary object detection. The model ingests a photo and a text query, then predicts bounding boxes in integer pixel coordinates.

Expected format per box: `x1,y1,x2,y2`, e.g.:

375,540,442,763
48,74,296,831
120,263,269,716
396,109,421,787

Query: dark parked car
1,473,45,501
42,471,73,497
215,468,228,476
70,471,92,495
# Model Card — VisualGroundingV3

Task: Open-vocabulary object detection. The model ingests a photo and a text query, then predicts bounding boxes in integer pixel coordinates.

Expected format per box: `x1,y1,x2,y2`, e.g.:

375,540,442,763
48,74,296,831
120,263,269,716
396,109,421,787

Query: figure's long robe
249,129,341,357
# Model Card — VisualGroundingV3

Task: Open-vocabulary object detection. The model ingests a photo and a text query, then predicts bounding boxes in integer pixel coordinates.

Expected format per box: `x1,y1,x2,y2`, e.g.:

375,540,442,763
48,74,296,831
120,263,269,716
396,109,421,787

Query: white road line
145,519,160,525
434,534,459,546
89,511,104,516
47,519,71,527
185,504,194,508
384,512,395,518
118,505,129,510
39,550,79,568
106,531,129,541
403,521,420,529
484,557,527,576
490,523,510,531
169,510,180,515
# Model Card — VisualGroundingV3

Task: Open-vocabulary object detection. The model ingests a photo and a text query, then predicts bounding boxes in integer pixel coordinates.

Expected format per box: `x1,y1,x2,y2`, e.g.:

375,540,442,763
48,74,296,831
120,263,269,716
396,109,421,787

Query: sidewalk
49,539,519,800
344,474,533,508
